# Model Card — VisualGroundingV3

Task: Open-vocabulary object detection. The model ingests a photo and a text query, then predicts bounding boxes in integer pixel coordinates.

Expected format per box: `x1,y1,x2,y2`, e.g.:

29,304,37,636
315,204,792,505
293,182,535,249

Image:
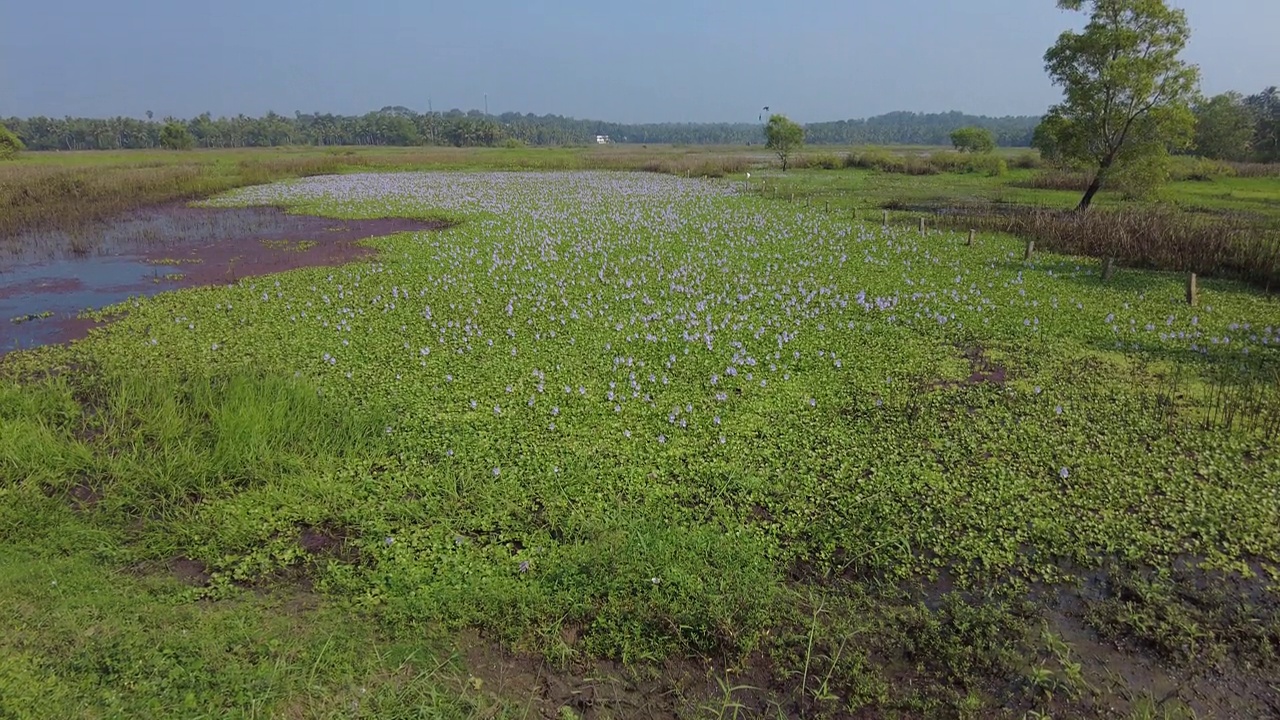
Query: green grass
0,549,508,719
4,169,1280,717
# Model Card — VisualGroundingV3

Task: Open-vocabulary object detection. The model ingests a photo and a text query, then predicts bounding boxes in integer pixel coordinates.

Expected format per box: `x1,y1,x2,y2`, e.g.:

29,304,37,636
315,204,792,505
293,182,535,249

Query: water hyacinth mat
3,171,1279,716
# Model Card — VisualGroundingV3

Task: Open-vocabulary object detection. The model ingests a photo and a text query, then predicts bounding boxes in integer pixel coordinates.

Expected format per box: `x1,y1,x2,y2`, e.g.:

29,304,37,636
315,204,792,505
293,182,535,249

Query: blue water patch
0,256,178,351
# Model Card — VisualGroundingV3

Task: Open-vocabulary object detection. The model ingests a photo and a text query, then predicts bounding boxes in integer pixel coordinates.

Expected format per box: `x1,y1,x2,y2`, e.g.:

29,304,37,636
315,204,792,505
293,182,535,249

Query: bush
950,126,997,153
845,149,939,175
845,149,1005,176
1169,157,1235,182
159,121,195,151
0,125,24,160
797,152,844,170
1110,154,1171,200
502,138,526,149
1010,152,1043,170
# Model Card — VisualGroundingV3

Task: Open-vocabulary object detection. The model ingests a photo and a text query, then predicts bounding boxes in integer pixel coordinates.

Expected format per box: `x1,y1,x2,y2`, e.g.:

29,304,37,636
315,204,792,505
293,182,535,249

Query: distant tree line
1190,88,1280,162
804,111,1040,146
2,107,1043,150
6,94,1275,158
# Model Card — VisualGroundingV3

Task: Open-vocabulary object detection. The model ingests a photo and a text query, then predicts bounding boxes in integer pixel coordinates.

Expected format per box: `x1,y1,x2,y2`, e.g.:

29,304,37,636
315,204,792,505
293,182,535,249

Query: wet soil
0,204,446,353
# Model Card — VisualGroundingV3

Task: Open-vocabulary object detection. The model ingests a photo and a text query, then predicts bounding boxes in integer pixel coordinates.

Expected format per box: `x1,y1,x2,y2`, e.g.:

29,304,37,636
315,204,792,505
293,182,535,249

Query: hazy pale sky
3,0,1276,123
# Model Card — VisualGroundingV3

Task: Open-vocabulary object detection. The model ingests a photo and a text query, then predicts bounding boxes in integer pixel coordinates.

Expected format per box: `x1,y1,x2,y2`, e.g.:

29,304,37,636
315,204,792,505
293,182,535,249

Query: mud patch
933,344,1009,390
170,557,212,588
298,524,360,564
66,482,102,511
456,629,776,719
1,203,448,354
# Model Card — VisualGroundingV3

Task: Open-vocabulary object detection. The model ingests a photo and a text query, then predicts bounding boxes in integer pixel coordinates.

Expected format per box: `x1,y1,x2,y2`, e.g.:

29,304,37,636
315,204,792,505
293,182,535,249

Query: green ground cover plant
3,170,1280,717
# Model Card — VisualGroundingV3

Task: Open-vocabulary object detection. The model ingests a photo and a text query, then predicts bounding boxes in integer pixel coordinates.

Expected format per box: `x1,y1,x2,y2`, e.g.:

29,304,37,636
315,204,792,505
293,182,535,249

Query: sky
3,0,1277,123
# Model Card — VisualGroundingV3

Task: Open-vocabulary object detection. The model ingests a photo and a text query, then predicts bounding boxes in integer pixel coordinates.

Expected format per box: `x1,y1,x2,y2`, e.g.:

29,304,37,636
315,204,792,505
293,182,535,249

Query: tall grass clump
0,370,387,509
1011,170,1094,192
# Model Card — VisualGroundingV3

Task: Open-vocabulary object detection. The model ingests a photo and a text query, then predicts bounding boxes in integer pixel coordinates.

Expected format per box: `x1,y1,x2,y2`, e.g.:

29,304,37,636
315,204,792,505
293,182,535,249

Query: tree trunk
1076,156,1114,211
1076,175,1103,210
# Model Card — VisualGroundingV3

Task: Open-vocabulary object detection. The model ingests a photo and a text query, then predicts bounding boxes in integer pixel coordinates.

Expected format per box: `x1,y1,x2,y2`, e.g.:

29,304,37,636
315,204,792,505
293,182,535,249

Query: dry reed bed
936,205,1280,290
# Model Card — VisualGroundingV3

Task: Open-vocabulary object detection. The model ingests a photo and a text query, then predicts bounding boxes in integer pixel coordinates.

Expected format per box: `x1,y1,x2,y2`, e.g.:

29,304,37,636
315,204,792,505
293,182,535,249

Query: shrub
798,152,844,170
1169,157,1235,182
0,125,23,160
950,126,997,153
845,149,940,175
1010,152,1043,170
159,121,195,151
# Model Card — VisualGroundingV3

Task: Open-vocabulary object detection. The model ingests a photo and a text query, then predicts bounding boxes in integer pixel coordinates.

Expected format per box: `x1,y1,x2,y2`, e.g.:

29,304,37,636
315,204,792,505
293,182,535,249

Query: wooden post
1024,240,1035,261
919,217,926,235
883,210,889,227
791,194,795,204
967,229,975,247
1186,273,1198,306
1102,257,1116,281
825,201,830,213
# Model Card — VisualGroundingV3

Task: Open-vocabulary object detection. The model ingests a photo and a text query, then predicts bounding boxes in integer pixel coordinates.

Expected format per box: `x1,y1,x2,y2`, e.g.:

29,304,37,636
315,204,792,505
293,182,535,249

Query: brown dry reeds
1224,161,1280,178
0,155,369,243
938,204,1280,290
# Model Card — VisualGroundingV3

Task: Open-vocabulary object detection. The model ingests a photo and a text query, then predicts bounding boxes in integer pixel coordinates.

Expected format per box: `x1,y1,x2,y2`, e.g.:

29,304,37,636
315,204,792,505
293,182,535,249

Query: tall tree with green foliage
764,115,804,171
1245,87,1280,162
950,126,996,153
0,123,23,159
1039,0,1200,209
1192,93,1255,161
159,120,195,150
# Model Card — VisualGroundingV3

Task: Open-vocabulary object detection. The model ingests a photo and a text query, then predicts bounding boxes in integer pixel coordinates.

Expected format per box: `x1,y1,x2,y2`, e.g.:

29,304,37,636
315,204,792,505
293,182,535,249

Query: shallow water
0,204,443,354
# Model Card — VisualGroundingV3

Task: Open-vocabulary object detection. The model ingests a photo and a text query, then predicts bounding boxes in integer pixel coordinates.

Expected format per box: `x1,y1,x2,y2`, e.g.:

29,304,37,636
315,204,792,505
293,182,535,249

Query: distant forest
2,108,1041,150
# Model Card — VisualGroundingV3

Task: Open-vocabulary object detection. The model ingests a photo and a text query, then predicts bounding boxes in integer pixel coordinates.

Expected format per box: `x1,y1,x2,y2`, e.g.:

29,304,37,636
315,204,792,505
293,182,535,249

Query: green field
4,157,1280,718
